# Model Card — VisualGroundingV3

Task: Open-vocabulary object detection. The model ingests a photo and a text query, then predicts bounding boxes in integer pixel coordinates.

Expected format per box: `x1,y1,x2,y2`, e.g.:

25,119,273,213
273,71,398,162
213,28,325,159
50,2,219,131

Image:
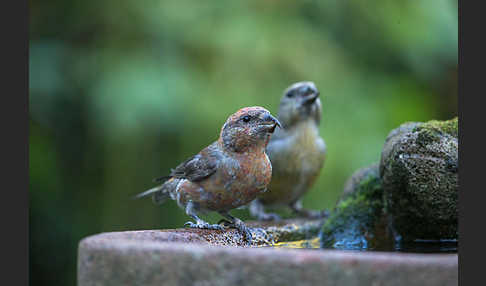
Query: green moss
321,167,392,250
413,117,458,139
382,118,458,241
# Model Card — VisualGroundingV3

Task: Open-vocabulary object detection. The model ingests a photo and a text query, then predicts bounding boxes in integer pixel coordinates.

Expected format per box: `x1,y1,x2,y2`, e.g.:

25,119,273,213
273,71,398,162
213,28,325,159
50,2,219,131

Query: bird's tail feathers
152,175,172,183
133,186,163,199
133,185,170,205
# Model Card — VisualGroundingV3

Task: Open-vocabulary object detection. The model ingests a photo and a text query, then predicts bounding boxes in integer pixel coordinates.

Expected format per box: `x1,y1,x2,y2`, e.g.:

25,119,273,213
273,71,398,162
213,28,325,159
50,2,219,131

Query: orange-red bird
136,106,281,241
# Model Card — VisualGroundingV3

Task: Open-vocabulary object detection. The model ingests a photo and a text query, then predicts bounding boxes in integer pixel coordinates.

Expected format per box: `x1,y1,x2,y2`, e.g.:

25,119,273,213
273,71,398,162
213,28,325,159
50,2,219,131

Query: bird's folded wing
169,143,221,182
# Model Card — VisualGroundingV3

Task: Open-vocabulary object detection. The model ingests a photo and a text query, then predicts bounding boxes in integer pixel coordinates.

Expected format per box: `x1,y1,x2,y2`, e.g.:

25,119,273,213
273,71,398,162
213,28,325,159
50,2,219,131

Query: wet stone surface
320,164,393,251
78,219,458,286
77,119,459,285
320,118,459,250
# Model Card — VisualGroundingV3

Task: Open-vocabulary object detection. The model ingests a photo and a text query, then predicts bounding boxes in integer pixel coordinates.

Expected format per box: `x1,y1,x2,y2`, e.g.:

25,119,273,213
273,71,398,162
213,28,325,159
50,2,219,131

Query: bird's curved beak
302,91,320,105
261,114,282,133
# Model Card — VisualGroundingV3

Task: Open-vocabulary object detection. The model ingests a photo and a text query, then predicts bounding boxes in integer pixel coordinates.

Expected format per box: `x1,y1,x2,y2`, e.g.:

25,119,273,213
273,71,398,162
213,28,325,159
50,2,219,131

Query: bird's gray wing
168,142,221,182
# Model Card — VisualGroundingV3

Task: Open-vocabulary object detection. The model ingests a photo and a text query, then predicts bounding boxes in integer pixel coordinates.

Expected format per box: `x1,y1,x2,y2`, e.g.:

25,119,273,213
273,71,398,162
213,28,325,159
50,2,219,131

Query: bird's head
220,106,281,153
277,81,322,128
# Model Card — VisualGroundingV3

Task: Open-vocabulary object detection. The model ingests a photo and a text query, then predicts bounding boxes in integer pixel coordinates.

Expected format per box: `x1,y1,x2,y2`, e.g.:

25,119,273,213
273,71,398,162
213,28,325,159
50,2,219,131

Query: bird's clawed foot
184,221,225,231
185,202,227,231
218,211,273,245
229,219,273,245
233,219,253,243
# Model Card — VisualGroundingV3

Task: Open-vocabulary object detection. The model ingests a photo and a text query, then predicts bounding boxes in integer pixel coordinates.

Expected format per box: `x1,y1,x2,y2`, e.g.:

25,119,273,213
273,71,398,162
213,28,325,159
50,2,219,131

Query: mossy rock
340,163,380,202
380,118,458,242
320,164,393,250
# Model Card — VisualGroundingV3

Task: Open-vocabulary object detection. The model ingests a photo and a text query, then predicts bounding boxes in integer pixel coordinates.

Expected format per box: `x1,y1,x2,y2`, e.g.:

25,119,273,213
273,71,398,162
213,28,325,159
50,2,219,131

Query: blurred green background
29,1,457,285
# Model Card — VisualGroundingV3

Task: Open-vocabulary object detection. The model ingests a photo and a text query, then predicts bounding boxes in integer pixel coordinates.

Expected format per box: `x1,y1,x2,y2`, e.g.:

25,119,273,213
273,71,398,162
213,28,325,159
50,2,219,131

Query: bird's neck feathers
218,133,269,154
279,111,321,130
287,119,321,145
283,117,319,133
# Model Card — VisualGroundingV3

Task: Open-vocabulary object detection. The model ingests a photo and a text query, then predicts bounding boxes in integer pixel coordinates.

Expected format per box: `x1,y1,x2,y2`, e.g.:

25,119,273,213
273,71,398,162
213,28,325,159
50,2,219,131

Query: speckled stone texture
380,118,458,241
78,225,457,286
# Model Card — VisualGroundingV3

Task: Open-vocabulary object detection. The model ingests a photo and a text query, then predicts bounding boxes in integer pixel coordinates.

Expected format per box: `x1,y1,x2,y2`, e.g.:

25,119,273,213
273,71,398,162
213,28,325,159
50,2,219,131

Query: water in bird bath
269,236,457,253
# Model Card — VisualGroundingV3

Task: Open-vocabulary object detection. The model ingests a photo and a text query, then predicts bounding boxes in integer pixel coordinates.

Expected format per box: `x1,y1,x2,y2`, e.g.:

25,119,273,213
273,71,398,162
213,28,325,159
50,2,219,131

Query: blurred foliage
29,0,457,285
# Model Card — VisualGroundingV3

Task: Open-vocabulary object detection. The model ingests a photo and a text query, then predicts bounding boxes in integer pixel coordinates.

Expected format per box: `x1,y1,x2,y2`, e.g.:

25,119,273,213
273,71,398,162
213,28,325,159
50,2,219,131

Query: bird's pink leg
218,211,253,242
184,201,225,231
218,211,272,245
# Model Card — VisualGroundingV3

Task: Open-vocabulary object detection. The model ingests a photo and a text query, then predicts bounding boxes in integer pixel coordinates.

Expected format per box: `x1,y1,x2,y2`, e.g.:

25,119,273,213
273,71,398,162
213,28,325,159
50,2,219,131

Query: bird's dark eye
286,91,294,98
242,115,251,123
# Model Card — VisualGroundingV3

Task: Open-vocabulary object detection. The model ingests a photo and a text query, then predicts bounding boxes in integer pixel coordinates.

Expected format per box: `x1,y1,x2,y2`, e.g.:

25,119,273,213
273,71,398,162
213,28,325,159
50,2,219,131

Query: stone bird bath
78,219,457,286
